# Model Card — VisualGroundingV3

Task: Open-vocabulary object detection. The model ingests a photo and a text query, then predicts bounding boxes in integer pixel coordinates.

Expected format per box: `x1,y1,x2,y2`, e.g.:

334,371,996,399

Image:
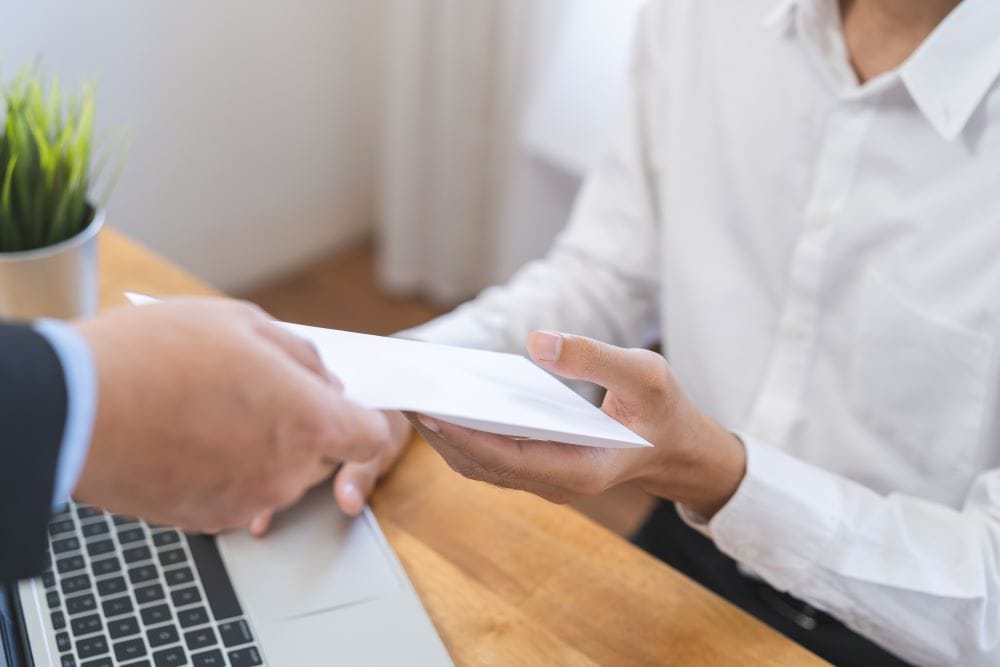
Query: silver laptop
7,485,452,666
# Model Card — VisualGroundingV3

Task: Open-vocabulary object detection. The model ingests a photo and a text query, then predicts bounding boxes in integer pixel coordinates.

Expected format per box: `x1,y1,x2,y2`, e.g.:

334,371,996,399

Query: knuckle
446,457,486,482
543,491,573,505
487,461,523,483
234,299,268,320
579,340,606,377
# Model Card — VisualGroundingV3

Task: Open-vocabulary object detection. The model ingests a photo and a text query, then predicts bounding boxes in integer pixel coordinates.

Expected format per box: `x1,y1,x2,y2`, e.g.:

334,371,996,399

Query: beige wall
0,1,386,292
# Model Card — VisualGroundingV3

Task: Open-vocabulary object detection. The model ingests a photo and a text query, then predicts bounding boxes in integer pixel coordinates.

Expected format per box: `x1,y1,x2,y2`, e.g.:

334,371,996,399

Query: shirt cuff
34,319,97,511
681,432,844,592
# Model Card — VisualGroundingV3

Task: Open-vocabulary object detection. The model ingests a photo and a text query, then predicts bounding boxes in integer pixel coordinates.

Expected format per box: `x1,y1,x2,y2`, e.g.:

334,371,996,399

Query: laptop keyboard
39,502,265,667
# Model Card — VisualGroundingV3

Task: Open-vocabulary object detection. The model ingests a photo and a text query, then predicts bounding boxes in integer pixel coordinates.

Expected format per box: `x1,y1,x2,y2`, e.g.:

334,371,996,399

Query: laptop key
102,596,134,618
218,619,252,648
87,539,115,558
57,555,86,574
61,573,92,596
186,535,241,620
91,556,122,577
123,662,152,667
59,654,75,667
170,587,201,608
147,624,180,648
177,606,209,628
191,649,225,667
165,567,194,588
97,576,127,597
159,549,186,567
129,565,160,585
135,583,166,605
81,658,113,667
152,531,181,548
152,646,188,667
141,604,172,626
52,537,81,554
75,634,109,658
43,570,57,588
108,615,141,639
51,610,67,630
70,614,103,637
114,637,148,662
112,514,139,526
124,546,153,563
65,593,97,616
118,527,146,544
82,520,110,539
47,590,61,609
228,646,263,667
76,506,103,521
184,627,217,651
49,518,76,536
56,631,71,651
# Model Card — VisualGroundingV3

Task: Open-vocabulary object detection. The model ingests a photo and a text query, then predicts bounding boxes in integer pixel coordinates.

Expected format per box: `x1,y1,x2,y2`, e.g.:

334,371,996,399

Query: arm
0,322,79,582
691,436,1000,666
413,332,999,666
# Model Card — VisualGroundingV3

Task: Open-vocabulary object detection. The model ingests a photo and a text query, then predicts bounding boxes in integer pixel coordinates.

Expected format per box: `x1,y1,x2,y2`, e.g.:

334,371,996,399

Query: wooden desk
99,229,827,666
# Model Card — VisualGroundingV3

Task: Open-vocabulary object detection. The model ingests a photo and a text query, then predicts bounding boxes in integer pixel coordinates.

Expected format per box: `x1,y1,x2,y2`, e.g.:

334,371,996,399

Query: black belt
751,578,833,631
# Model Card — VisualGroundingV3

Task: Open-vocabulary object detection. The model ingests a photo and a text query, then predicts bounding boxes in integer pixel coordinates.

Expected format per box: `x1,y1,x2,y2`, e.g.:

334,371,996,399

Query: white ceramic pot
0,210,105,320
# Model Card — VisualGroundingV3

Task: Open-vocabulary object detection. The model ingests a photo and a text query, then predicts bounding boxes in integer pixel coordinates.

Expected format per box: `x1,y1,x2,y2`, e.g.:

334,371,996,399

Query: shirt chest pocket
846,273,994,478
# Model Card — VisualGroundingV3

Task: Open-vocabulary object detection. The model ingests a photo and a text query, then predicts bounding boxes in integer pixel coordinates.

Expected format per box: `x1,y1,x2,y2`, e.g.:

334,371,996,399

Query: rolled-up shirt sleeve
679,434,1000,666
34,319,97,511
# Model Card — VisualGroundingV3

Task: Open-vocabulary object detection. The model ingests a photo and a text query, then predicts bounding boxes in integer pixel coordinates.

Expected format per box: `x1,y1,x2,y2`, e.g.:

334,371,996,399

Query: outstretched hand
411,331,746,518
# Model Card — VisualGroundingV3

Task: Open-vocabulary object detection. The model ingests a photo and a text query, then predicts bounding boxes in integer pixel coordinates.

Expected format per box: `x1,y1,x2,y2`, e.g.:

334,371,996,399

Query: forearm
687,435,1000,666
0,322,90,582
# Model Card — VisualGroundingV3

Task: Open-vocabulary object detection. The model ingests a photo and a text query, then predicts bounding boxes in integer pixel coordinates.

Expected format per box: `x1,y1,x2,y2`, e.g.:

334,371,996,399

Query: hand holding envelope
127,292,650,449
127,294,745,520
410,331,748,518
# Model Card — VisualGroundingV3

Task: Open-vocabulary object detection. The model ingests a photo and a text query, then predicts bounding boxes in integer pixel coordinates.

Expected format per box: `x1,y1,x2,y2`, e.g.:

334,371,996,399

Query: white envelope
126,293,651,449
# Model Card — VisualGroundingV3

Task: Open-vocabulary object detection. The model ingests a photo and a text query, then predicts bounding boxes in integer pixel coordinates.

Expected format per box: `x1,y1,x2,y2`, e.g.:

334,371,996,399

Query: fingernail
342,481,362,508
534,331,563,361
417,415,441,433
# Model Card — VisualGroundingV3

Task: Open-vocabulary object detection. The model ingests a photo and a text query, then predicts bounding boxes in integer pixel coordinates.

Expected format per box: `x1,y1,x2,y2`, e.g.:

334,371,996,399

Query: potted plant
0,67,121,320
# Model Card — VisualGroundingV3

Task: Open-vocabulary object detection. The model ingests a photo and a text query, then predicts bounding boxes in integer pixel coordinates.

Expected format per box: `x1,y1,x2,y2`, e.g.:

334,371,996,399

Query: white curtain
377,0,643,305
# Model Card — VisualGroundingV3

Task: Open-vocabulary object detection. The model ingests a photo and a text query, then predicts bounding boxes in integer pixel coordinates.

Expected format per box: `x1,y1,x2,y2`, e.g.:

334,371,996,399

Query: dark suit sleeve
0,323,68,583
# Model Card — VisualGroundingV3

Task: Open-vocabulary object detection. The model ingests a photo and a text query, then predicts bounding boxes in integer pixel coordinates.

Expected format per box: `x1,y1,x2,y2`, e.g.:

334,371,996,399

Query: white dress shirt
406,0,1000,664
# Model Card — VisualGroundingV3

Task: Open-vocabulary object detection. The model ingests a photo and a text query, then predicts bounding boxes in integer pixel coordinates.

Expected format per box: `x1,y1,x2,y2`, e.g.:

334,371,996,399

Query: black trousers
632,501,913,667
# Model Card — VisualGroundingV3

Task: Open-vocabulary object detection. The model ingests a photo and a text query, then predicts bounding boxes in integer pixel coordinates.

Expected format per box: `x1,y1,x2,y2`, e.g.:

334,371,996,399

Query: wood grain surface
99,228,827,666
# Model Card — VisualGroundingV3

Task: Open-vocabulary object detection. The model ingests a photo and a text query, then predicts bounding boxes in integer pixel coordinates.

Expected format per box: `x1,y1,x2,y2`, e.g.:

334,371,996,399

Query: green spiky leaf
0,65,124,253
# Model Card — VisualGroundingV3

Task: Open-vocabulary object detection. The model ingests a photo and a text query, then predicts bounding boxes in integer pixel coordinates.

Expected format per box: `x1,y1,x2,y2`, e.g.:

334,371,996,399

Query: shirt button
734,544,759,561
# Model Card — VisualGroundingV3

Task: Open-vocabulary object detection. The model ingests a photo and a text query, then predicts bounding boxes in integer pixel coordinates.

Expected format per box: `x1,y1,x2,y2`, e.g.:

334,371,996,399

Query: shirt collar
763,0,1000,141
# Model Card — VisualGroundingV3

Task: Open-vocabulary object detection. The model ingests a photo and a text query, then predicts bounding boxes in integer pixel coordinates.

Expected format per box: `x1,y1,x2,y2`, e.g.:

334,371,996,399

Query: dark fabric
0,323,68,584
632,500,913,667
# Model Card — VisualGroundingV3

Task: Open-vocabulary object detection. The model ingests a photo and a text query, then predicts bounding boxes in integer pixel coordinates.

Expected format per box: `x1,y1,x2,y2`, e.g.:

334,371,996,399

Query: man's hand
72,298,392,533
411,331,747,518
248,409,411,535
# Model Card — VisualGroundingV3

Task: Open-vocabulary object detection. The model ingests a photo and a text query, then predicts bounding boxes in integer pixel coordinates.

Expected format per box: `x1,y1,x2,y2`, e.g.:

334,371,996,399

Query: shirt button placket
746,99,876,446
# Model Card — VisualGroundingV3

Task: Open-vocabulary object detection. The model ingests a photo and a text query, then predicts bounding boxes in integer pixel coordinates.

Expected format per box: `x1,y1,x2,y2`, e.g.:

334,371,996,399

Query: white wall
0,1,385,292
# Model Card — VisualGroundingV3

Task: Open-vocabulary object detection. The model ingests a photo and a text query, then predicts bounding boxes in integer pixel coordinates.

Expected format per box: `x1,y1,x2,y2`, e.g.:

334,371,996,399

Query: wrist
635,406,746,519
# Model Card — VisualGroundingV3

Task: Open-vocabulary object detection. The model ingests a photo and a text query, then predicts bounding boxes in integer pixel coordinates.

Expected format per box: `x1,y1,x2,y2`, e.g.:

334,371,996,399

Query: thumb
333,460,380,516
526,331,659,394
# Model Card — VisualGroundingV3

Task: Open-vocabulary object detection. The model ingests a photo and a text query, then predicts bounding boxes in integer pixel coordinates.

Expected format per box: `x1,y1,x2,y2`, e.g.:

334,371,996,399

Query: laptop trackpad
216,485,403,622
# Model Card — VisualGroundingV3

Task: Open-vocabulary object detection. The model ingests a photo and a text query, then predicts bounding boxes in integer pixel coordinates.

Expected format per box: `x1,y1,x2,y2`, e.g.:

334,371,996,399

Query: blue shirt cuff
33,319,97,511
